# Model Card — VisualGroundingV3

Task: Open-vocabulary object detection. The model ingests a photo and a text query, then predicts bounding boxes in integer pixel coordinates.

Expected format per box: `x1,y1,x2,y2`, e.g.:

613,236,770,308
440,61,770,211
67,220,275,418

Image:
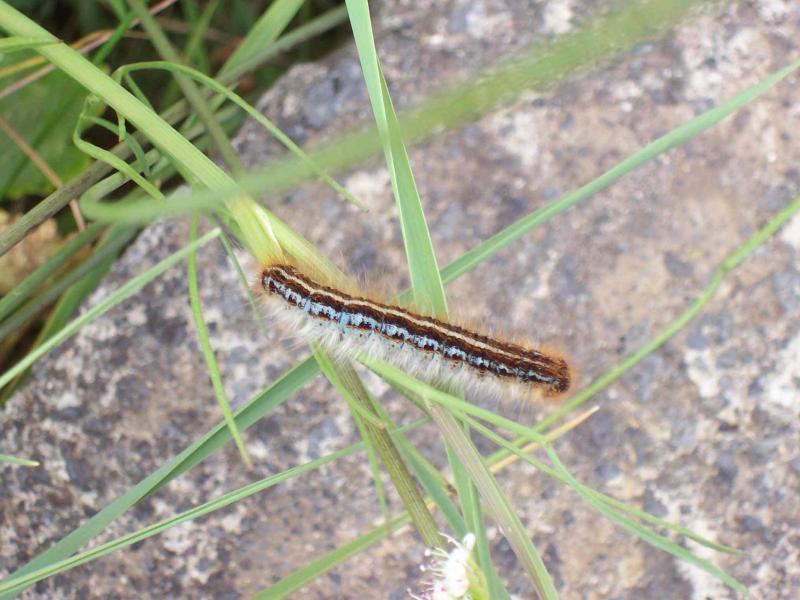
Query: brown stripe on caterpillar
261,263,570,396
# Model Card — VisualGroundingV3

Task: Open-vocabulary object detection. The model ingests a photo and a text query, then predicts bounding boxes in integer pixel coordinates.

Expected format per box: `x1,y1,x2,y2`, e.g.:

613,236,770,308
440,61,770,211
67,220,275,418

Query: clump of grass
1,0,798,598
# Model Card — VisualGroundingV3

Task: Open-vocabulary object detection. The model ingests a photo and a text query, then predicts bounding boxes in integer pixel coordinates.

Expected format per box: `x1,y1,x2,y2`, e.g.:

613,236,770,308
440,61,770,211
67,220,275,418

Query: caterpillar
259,261,570,400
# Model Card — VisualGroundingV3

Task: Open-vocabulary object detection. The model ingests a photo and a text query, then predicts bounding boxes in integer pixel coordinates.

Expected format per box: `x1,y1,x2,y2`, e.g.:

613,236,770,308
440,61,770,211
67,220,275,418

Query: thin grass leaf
402,444,465,534
0,36,55,52
346,0,446,315
547,451,747,594
159,0,218,107
219,0,305,78
369,394,465,533
473,410,743,556
125,0,243,174
219,5,348,82
0,228,220,389
187,215,250,465
214,222,270,338
0,453,39,467
447,438,510,599
181,0,216,72
73,109,163,200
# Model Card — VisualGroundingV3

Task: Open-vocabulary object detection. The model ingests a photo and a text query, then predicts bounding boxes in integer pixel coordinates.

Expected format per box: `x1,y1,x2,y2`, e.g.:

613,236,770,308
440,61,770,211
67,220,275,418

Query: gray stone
2,1,800,598
772,266,800,314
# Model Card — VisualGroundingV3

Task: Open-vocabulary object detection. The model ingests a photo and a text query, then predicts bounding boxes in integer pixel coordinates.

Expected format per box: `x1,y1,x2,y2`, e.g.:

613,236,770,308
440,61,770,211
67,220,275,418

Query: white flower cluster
409,532,479,600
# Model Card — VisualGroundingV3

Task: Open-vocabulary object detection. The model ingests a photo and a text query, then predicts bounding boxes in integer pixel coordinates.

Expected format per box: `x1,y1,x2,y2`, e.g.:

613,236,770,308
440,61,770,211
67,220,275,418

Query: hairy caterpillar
258,260,571,401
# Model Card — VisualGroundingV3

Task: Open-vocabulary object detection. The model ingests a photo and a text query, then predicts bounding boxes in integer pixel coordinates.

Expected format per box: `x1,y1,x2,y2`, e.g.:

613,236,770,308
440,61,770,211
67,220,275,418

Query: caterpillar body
259,262,571,401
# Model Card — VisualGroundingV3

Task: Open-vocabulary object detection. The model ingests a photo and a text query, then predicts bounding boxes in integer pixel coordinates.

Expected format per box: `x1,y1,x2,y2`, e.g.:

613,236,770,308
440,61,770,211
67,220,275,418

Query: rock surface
2,1,800,598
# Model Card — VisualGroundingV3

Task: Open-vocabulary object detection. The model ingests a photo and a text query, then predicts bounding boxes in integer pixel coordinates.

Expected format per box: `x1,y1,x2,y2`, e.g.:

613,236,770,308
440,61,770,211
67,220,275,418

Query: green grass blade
0,228,220,390
159,0,218,107
447,437,510,599
118,61,366,210
345,0,446,315
548,451,747,594
0,453,39,467
218,0,305,78
187,215,250,465
0,36,55,52
73,110,164,201
126,0,243,173
220,5,348,82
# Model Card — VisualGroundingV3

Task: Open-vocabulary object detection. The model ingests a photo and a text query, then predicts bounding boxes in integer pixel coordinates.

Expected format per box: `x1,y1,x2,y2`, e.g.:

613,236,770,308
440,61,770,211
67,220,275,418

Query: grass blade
0,36,55,52
219,0,304,77
0,453,39,467
187,215,250,465
345,0,445,315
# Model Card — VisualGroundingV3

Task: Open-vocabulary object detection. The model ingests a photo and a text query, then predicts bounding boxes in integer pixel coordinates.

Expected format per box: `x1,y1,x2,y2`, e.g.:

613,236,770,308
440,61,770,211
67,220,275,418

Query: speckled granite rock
3,1,800,598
